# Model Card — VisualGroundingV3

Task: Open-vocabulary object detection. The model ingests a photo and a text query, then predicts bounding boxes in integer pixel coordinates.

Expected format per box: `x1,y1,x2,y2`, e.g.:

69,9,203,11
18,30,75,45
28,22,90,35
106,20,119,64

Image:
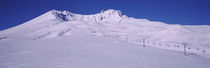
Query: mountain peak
101,9,122,14
44,9,127,22
100,9,124,17
48,10,75,21
50,9,74,15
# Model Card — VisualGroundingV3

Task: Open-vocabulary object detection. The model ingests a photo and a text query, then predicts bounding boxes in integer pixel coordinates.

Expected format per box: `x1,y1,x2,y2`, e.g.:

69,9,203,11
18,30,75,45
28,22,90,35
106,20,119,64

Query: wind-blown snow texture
0,9,210,68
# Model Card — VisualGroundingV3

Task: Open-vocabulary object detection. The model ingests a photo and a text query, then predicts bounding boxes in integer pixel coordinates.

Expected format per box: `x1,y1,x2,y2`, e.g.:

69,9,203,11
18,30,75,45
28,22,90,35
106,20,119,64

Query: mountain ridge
49,9,128,23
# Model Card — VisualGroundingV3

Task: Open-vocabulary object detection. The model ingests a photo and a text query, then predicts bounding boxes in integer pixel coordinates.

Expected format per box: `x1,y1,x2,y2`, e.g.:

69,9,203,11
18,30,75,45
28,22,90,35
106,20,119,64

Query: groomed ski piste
0,9,210,68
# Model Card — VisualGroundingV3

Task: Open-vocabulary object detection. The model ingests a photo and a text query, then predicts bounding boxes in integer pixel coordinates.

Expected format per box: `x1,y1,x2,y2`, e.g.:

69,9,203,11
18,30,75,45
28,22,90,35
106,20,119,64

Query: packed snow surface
0,9,210,68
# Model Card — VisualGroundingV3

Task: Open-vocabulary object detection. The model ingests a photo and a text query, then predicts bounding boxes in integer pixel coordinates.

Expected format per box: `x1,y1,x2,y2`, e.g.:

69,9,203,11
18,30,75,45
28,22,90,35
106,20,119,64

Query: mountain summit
48,9,128,22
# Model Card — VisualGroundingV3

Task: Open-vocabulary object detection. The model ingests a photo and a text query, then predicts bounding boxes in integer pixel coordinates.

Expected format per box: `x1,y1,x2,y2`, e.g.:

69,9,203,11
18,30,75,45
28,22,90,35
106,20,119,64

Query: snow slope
1,32,210,68
0,9,210,68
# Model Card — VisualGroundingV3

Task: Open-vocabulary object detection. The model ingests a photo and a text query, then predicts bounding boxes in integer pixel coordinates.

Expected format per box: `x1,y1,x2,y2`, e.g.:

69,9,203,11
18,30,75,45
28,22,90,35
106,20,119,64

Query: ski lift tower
182,42,187,56
143,38,145,47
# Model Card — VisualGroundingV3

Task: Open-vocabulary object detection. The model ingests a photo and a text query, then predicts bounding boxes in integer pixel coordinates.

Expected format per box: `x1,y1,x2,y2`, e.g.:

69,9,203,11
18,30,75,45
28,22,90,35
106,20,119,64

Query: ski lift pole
183,42,187,56
143,38,145,47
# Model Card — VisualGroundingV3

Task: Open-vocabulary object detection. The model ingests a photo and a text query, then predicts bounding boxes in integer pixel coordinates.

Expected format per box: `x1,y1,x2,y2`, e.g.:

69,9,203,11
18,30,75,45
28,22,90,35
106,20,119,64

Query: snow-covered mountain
2,9,210,44
1,9,210,53
0,9,210,68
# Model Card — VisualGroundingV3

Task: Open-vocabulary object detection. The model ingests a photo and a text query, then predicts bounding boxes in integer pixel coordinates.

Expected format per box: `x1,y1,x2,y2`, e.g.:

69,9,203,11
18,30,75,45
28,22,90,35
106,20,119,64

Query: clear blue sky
0,0,210,30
